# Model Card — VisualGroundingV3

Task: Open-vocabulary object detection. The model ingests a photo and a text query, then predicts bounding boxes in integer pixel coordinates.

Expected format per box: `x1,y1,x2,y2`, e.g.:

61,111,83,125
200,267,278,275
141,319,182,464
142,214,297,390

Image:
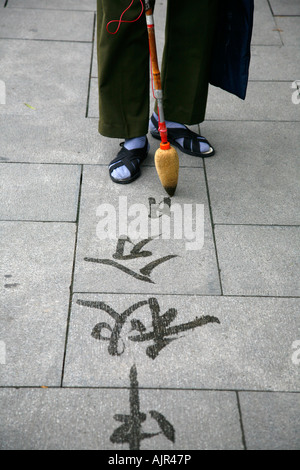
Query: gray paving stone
270,0,300,16
0,0,298,451
0,39,91,118
153,0,166,64
215,225,300,297
0,8,94,41
8,0,96,10
249,46,300,80
0,114,113,164
252,0,282,46
0,222,76,386
73,165,220,295
206,81,300,121
87,78,99,119
275,17,300,46
63,294,299,390
240,392,300,450
0,163,81,221
91,36,97,78
0,388,243,450
204,121,300,225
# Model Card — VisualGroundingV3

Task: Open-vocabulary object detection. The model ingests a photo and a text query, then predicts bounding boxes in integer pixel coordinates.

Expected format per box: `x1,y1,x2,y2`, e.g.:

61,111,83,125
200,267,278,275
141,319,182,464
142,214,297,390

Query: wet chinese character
148,197,172,219
78,298,149,356
77,297,220,359
129,297,220,359
110,365,175,450
84,235,178,284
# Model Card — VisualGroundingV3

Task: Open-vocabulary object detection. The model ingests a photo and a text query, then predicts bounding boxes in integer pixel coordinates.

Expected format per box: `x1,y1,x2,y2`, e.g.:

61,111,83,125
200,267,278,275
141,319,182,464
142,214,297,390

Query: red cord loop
106,0,144,35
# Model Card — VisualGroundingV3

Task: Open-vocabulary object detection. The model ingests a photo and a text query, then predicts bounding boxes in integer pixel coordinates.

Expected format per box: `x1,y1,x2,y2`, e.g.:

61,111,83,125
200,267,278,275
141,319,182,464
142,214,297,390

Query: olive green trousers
97,0,218,139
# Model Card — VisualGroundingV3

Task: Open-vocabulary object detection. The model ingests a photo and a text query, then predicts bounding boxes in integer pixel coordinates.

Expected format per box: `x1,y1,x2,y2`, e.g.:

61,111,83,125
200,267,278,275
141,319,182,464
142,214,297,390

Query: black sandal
150,114,215,158
109,138,149,184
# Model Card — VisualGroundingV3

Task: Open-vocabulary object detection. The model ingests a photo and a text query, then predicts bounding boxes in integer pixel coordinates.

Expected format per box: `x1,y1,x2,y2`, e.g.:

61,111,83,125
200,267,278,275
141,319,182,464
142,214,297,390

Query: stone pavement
0,0,299,451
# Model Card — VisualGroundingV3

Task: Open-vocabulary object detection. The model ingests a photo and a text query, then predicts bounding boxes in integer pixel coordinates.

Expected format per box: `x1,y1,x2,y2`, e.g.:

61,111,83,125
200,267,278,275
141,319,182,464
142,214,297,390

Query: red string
106,0,144,35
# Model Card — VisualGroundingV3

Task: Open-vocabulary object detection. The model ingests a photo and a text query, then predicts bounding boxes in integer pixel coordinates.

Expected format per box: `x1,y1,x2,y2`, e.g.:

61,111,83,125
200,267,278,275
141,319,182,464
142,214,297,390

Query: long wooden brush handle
145,3,178,196
146,9,161,91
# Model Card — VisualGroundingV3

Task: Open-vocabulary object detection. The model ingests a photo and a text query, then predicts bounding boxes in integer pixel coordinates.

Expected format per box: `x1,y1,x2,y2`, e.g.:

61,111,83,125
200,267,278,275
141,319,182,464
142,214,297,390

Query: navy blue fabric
210,0,254,100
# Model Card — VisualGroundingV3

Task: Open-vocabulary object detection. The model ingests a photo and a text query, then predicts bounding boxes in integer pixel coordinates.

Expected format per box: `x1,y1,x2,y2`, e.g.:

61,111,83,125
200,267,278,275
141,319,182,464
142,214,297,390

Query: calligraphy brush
145,3,179,197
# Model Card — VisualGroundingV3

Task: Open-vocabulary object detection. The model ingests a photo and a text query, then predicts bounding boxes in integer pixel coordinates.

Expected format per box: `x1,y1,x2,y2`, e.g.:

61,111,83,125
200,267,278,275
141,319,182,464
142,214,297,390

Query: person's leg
97,0,149,139
161,0,218,124
150,0,219,156
97,0,152,182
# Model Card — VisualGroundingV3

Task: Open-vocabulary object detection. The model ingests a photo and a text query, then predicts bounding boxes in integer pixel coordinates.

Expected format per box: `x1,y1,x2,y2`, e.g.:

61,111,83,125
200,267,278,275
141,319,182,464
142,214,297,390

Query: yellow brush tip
154,146,179,197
